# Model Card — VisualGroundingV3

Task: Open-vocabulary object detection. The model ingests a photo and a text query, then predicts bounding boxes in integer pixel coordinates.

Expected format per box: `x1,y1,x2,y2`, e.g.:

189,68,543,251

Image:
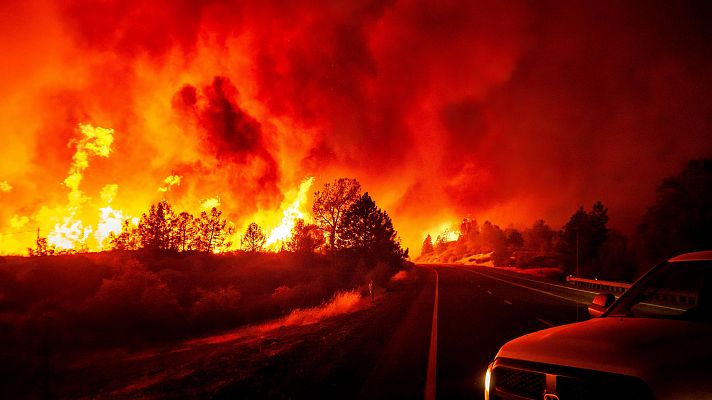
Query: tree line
419,201,630,281
420,158,712,281
30,178,409,266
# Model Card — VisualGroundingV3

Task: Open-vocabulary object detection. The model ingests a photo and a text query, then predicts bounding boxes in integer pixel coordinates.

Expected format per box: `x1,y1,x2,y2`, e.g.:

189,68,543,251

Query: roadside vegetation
418,158,712,282
0,251,392,351
2,177,410,386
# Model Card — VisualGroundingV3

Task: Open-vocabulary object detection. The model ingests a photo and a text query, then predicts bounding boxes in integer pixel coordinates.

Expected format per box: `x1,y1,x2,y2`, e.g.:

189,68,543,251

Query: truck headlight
484,363,493,400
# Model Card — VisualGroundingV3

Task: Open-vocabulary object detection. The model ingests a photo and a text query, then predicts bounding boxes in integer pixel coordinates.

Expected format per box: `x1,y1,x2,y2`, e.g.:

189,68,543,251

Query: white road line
537,318,554,327
503,299,513,305
451,266,591,305
425,268,439,400
480,267,599,295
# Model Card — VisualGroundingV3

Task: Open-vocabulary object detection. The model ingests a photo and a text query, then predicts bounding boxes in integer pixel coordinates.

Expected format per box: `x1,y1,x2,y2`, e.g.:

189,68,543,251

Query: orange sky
1,0,711,254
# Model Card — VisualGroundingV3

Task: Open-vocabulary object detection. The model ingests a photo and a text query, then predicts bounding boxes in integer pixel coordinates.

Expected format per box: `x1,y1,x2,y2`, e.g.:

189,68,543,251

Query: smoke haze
1,0,711,253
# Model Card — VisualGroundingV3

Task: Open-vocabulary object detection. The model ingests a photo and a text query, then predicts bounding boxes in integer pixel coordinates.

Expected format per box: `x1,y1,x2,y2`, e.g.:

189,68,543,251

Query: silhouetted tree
108,220,140,250
524,219,554,253
481,221,504,251
479,221,511,265
435,231,450,253
138,200,177,250
599,230,636,281
286,219,324,253
421,234,434,256
458,218,480,253
635,158,712,271
242,222,266,252
174,212,196,251
312,178,361,250
28,237,56,256
558,201,609,276
195,207,232,252
337,192,408,262
505,228,524,251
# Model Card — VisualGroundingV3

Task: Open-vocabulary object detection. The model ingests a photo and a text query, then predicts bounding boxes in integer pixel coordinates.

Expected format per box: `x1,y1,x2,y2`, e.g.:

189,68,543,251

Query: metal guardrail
566,276,630,293
566,276,697,305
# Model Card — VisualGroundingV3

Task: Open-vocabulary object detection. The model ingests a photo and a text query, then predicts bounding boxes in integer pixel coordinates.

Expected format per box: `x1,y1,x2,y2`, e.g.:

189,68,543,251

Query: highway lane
34,265,600,399
430,264,597,399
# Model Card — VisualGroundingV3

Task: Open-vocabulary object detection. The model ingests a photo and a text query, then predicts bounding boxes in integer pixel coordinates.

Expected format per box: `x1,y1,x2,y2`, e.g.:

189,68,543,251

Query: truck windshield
606,260,712,322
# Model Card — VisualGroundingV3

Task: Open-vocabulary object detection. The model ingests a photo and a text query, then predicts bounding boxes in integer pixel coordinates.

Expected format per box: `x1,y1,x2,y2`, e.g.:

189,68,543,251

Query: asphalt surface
430,265,595,399
29,265,601,399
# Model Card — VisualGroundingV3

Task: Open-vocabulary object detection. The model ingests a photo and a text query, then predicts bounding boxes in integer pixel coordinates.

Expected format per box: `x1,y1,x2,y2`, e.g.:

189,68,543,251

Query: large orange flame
0,121,315,255
264,177,314,250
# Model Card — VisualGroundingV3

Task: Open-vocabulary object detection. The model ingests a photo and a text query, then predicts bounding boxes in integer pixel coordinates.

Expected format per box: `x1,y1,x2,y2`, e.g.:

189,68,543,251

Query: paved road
34,265,601,399
428,264,598,399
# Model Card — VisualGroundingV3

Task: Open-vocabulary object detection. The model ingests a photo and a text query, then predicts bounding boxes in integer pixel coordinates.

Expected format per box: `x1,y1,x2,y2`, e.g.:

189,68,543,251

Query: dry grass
0,250,401,354
0,250,407,397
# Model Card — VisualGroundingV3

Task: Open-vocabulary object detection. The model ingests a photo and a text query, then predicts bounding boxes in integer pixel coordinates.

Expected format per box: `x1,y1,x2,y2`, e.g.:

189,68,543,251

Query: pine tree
138,200,176,250
242,222,266,252
336,193,408,261
28,237,56,256
421,234,434,256
195,207,232,253
558,201,610,276
108,219,140,250
174,212,196,251
287,219,324,253
312,178,361,250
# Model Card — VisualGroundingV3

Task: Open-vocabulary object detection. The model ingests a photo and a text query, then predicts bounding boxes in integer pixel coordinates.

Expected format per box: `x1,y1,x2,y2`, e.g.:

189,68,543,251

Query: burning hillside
1,1,711,254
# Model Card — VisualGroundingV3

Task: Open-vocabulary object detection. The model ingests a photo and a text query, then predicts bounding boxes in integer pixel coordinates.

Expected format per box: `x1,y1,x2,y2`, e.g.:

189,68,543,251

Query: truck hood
497,317,712,397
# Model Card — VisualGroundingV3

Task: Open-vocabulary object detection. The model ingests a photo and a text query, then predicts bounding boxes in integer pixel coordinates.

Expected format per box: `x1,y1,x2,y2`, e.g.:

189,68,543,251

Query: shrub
189,286,242,330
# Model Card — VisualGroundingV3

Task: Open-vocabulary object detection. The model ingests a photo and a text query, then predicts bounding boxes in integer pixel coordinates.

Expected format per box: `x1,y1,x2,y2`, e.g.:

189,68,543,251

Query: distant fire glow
0,1,710,255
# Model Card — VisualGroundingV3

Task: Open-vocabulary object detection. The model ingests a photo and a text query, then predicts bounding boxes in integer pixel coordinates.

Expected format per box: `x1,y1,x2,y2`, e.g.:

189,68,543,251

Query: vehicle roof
668,251,712,262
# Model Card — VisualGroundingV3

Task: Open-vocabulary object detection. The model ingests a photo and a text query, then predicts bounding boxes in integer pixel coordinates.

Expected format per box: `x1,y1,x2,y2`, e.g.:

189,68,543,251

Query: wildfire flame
45,124,117,250
1,1,709,259
421,221,460,244
0,121,315,255
264,177,314,250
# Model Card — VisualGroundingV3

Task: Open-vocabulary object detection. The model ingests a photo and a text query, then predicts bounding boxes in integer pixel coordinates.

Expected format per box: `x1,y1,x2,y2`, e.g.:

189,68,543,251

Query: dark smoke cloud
4,0,712,251
173,76,280,197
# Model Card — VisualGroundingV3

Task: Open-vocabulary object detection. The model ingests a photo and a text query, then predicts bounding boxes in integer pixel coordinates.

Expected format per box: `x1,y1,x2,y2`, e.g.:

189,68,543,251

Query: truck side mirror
588,293,615,318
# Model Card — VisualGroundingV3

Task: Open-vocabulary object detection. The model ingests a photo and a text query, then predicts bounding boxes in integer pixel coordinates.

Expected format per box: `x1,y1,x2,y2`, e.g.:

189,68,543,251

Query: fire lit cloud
1,1,711,255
